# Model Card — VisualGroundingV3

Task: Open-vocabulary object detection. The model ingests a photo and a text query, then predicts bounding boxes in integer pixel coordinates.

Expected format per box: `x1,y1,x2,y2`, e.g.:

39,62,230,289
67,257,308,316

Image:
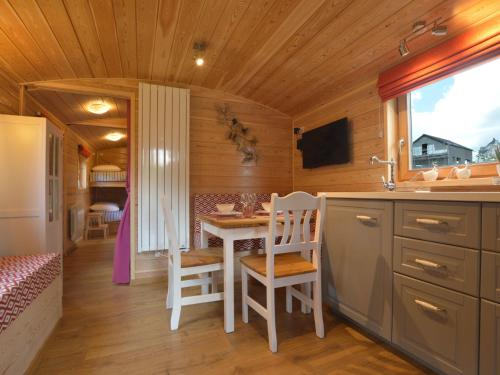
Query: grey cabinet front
393,274,478,375
481,251,500,303
480,299,500,375
324,199,393,340
483,203,500,252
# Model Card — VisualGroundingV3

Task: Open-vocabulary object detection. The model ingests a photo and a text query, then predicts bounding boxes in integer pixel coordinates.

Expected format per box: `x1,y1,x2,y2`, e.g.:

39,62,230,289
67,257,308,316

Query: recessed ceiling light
105,132,125,142
86,100,111,114
193,41,207,67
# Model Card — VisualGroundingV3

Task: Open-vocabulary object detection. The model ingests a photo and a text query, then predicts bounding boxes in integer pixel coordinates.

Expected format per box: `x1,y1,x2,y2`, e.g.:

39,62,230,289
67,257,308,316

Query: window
78,154,88,190
398,57,500,179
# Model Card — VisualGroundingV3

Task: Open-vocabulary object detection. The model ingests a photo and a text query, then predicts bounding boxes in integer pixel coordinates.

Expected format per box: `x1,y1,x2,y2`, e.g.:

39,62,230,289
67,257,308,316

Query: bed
90,164,127,183
0,253,62,375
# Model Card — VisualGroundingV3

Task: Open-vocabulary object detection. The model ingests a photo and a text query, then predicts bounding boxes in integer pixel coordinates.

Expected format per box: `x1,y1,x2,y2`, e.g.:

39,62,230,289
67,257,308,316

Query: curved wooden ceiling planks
0,0,497,117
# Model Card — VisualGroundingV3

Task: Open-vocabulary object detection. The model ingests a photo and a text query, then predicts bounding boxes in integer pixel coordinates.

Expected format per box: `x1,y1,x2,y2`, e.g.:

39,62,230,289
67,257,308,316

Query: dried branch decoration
215,103,258,165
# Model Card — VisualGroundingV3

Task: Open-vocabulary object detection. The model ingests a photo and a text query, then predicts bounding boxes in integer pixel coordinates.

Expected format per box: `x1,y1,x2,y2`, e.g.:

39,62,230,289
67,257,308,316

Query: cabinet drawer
393,274,478,375
393,237,479,295
394,201,480,249
483,203,500,252
480,300,500,375
481,251,500,303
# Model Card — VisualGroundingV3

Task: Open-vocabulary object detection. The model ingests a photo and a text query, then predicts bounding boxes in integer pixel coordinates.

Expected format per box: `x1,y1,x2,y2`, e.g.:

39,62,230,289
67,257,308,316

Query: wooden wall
95,147,128,170
292,80,386,193
62,130,94,253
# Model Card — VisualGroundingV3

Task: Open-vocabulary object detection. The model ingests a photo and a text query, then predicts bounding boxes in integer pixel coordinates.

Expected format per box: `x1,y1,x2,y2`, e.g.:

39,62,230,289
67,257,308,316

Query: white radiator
69,206,85,242
138,83,190,252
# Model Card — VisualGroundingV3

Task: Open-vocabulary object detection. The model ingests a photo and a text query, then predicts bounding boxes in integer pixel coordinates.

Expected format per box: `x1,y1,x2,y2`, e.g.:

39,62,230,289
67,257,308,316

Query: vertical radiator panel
138,83,190,252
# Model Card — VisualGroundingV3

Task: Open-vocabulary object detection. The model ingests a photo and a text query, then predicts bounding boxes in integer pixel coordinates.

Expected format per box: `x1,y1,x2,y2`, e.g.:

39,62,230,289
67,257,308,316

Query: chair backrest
266,191,326,279
160,196,181,266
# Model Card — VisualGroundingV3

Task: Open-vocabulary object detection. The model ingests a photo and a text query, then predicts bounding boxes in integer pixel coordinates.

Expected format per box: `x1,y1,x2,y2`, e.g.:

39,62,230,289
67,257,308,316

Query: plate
255,210,283,215
210,211,242,217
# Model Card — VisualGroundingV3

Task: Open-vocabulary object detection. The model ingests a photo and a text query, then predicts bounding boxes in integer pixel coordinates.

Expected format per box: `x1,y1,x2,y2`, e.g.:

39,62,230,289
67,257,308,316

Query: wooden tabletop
198,214,272,229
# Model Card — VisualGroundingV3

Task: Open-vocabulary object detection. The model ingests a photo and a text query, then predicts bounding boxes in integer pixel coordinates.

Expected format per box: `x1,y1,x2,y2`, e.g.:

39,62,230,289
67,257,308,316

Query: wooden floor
32,242,433,375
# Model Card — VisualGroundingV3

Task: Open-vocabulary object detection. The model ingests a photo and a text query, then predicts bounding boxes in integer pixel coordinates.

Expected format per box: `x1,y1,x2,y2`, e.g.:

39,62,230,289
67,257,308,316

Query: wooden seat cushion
240,253,316,278
181,247,223,268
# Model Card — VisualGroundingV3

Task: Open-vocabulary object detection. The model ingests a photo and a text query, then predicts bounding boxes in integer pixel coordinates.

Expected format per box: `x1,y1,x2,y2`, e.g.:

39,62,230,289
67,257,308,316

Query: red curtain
377,17,500,102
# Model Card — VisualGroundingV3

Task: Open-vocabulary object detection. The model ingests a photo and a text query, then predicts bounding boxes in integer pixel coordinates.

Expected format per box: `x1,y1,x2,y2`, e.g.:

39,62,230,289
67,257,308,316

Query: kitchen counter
320,191,500,202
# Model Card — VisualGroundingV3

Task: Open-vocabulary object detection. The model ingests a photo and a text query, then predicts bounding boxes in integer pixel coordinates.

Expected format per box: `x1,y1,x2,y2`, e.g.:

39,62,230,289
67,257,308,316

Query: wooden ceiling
28,89,129,150
0,0,498,117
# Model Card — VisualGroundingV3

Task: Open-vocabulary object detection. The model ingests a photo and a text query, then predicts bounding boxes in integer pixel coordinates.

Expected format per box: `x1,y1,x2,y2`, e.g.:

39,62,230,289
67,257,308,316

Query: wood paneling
69,124,127,150
62,129,94,253
30,241,431,375
95,147,127,170
0,1,495,116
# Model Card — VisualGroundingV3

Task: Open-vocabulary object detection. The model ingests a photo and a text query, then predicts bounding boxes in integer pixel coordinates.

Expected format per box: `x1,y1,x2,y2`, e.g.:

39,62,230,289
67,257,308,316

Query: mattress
0,253,61,334
90,170,127,182
92,210,124,223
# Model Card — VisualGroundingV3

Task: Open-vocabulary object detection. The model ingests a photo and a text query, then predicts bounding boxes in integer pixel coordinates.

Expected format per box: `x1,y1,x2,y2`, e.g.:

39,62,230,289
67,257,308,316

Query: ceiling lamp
193,41,207,67
86,100,111,114
398,18,448,57
399,40,410,57
105,132,125,142
432,24,448,36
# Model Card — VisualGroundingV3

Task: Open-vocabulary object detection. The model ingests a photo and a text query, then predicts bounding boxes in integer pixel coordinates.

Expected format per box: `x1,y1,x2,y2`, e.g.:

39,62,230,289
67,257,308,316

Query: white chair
84,212,108,240
161,198,224,330
240,191,326,352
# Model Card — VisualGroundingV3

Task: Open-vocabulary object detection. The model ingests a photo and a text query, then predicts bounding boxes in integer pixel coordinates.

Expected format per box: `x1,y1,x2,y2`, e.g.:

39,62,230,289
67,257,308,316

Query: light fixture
412,21,426,34
399,40,410,57
105,132,125,142
86,100,111,114
193,41,207,67
432,24,448,36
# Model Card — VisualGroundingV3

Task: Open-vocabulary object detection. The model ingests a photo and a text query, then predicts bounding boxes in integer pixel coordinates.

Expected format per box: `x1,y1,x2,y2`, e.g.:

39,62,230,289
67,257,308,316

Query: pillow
92,164,121,172
90,202,120,212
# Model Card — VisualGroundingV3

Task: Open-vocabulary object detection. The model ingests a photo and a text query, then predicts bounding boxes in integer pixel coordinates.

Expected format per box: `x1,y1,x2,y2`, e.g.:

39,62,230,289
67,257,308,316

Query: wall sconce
193,41,207,66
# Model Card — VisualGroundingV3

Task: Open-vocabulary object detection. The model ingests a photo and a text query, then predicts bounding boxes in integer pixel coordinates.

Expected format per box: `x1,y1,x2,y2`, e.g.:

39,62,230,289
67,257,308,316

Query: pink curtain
113,101,131,284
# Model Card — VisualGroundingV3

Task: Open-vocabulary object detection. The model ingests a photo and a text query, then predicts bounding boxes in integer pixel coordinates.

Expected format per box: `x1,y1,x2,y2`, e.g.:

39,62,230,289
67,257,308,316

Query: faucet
370,156,396,191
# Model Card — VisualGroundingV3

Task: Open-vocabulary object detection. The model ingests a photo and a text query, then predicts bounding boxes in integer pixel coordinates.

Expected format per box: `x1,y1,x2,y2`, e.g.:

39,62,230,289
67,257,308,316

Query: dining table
198,214,275,333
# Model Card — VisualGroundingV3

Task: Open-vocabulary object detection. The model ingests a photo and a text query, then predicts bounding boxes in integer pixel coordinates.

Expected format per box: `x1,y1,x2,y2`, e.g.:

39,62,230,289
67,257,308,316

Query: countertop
320,191,500,202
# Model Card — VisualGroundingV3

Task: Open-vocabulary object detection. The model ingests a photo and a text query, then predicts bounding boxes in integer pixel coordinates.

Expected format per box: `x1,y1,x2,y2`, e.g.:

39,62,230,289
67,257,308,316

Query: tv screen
300,117,349,169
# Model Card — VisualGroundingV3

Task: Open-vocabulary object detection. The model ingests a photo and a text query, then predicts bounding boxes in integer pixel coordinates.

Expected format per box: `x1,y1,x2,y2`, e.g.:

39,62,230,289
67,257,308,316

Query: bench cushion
0,253,61,334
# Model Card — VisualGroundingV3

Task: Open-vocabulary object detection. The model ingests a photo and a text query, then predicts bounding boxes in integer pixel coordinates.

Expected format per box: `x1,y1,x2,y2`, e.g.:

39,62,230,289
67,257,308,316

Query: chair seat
240,253,316,278
181,247,223,268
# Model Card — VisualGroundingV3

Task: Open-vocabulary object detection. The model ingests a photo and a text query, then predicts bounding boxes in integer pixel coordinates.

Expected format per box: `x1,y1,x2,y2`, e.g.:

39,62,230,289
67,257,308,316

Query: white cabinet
0,114,63,255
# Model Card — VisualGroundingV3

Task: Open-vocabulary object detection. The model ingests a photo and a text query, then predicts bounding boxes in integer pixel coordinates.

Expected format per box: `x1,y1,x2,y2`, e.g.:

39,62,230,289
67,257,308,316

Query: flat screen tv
299,117,349,169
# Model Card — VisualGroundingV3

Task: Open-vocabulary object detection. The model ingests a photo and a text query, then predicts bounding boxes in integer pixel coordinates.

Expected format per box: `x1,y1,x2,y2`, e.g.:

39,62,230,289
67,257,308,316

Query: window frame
396,94,498,182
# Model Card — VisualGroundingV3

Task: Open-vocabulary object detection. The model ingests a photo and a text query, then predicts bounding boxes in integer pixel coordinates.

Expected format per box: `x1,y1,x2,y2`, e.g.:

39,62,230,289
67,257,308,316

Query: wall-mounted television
298,117,349,169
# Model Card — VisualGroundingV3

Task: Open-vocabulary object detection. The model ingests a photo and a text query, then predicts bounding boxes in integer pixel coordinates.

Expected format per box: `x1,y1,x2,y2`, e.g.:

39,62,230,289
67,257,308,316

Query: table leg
223,237,235,333
200,222,209,248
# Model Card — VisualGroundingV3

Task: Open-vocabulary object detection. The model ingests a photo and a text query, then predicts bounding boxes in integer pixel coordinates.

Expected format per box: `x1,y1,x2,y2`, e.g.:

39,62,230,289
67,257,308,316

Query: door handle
356,215,377,223
414,258,446,270
414,299,446,313
416,218,446,226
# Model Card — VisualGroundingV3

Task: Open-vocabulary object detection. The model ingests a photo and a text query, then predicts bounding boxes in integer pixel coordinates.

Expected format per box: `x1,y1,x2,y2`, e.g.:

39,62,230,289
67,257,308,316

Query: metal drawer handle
356,215,377,223
414,258,446,270
416,218,446,225
414,299,446,313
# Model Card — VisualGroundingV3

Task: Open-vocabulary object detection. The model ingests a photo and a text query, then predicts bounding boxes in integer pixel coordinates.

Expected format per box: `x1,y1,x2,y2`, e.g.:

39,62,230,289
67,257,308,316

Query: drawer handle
414,258,446,270
414,299,446,313
416,218,446,226
356,215,377,223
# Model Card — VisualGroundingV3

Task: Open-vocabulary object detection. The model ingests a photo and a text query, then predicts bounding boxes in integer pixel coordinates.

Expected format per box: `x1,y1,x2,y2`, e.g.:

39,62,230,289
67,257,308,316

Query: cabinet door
483,203,500,252
393,274,478,375
481,251,500,303
323,199,393,340
480,299,500,375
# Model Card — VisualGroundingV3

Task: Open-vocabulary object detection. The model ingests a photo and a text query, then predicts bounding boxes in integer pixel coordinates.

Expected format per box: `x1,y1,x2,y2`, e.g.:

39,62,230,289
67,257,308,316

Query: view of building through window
409,57,500,169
